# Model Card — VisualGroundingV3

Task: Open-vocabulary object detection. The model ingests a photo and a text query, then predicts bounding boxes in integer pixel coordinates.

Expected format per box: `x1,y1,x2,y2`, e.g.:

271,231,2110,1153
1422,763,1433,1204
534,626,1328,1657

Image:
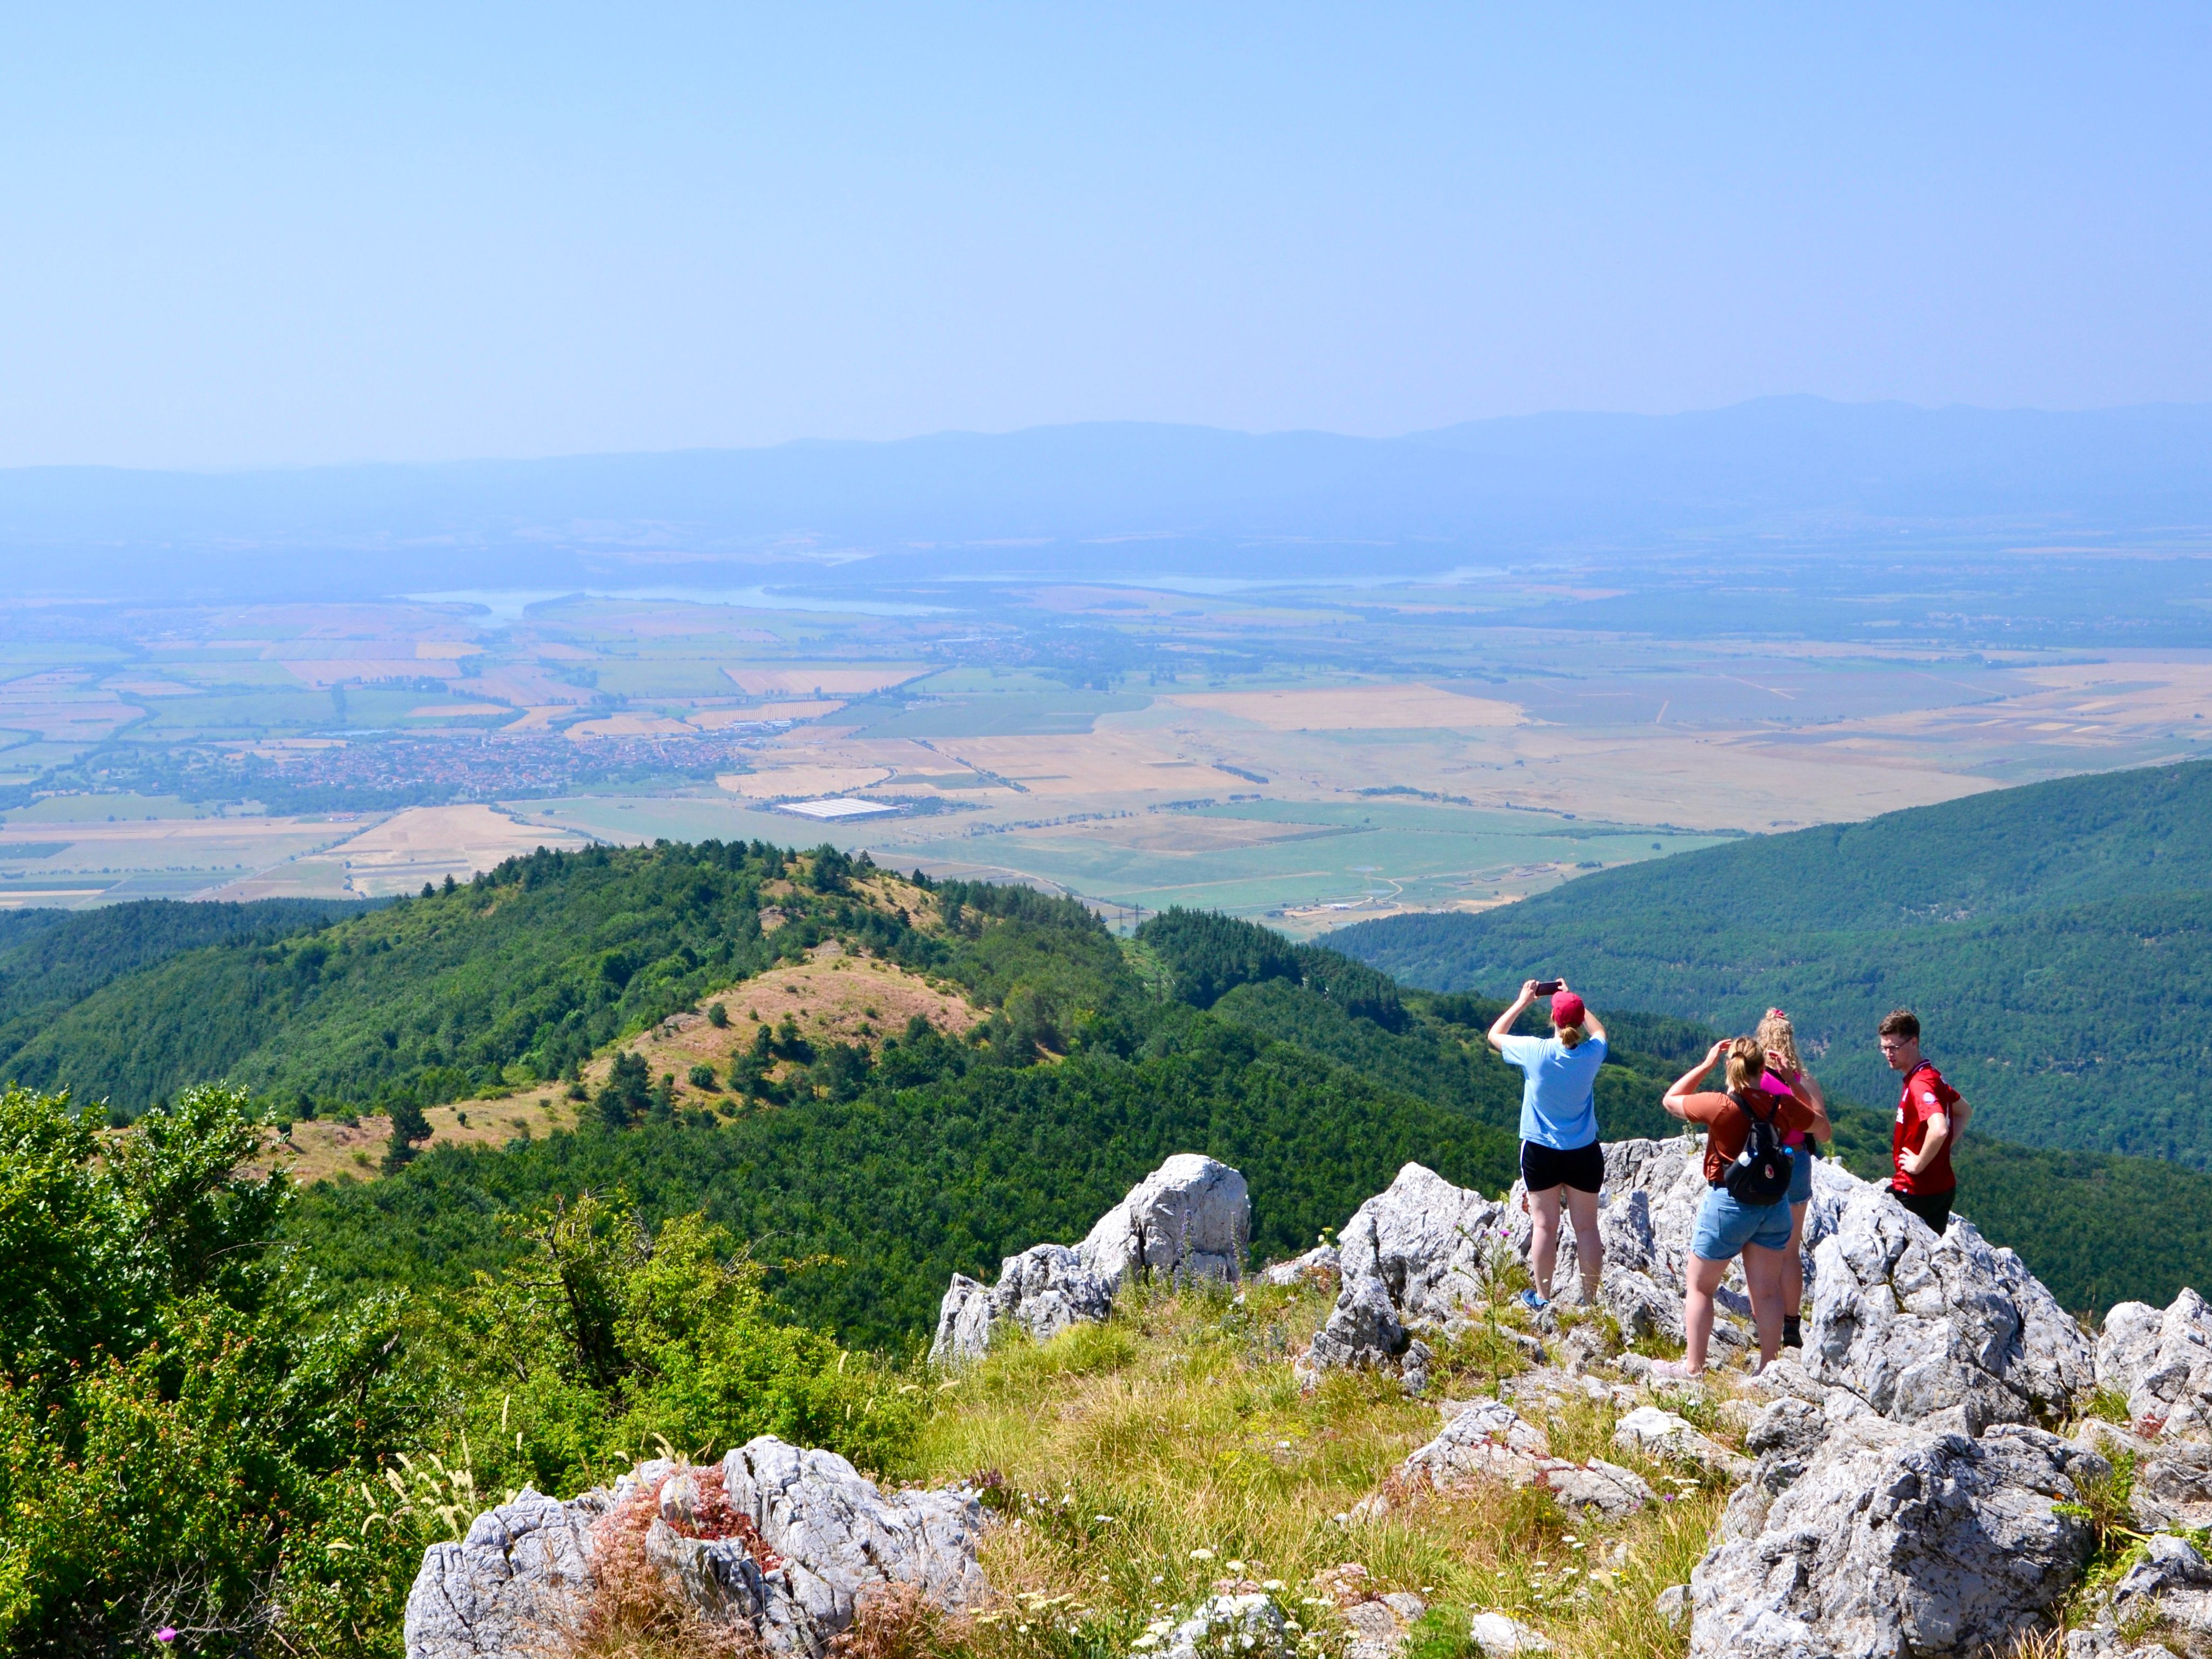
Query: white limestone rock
928,1243,1114,1366
402,1438,988,1659
1468,1610,1552,1654
1804,1184,2095,1431
1080,1153,1250,1291
2098,1289,2212,1438
404,1487,599,1659
1336,1162,1510,1323
1261,1243,1341,1286
1301,1271,1412,1378
1401,1398,1650,1519
1613,1405,1753,1479
1143,1593,1291,1659
1688,1417,2106,1659
928,1153,1248,1366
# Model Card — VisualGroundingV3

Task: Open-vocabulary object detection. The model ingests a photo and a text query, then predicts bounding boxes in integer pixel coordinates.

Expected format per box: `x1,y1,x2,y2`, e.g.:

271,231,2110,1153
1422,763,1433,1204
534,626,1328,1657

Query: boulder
403,1438,988,1659
1336,1162,1510,1323
926,1153,1249,1366
1613,1405,1753,1479
1261,1243,1341,1286
1804,1185,2096,1431
1138,1593,1291,1659
1689,1417,2105,1659
928,1244,1114,1366
1303,1272,1411,1377
2115,1532,2212,1632
1080,1153,1250,1291
404,1488,597,1659
2098,1289,2212,1438
1401,1398,1650,1519
1468,1610,1552,1654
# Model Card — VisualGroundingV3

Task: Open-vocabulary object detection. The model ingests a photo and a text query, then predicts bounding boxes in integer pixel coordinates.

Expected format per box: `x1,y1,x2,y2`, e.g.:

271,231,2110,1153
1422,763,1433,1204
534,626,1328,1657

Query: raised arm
1487,980,1540,1051
1662,1040,1731,1121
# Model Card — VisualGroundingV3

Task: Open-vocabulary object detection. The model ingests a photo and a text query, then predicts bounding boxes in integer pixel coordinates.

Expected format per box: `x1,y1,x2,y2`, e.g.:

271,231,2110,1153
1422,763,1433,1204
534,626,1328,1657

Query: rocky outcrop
1691,1414,2105,1659
1078,1154,1250,1291
929,1244,1113,1365
1260,1243,1340,1286
403,1437,988,1659
2069,1532,2212,1657
1135,1593,1292,1659
1803,1184,2095,1432
928,1153,1249,1365
1613,1405,1752,1480
1400,1398,1651,1519
2098,1287,2212,1437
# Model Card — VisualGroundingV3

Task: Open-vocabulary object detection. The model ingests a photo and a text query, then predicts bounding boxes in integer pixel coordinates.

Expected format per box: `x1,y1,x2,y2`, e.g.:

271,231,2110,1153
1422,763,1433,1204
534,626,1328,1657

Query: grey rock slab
2099,1290,2212,1438
1690,1417,2106,1659
403,1438,988,1659
1804,1184,2095,1430
2110,1533,2212,1642
1401,1398,1650,1519
1080,1152,1250,1291
927,1243,1114,1366
1301,1271,1411,1379
404,1488,597,1659
1152,1593,1291,1659
1261,1243,1341,1286
1468,1610,1552,1654
1613,1405,1754,1479
1336,1162,1509,1325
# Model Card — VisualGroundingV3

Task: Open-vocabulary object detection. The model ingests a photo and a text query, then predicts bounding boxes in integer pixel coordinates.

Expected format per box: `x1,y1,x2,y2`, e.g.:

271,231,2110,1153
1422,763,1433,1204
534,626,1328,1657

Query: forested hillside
0,896,369,1091
0,843,2207,1330
1328,757,2212,1165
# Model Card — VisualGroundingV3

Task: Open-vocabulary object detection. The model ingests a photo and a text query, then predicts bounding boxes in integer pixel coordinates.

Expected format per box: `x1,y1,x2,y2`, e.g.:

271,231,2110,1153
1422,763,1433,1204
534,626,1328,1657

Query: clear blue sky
2,4,2207,467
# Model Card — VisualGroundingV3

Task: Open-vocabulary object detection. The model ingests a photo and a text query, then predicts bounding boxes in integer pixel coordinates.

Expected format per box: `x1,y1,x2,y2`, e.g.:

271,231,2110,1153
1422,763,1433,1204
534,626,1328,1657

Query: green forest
1330,756,2212,1165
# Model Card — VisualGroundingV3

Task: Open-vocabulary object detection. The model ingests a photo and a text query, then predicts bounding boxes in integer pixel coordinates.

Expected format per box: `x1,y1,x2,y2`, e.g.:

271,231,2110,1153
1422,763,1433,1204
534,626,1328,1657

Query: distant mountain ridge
1326,756,2212,1166
4,397,2209,599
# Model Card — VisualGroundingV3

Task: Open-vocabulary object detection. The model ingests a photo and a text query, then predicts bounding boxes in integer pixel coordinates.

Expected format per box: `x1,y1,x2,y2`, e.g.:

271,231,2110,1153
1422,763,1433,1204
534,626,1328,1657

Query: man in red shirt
1879,1008,1971,1235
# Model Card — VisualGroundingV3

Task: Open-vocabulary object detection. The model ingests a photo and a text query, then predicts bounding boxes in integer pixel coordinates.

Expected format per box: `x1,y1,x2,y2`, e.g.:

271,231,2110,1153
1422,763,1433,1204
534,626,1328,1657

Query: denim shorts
1691,1184,1795,1260
1788,1144,1814,1205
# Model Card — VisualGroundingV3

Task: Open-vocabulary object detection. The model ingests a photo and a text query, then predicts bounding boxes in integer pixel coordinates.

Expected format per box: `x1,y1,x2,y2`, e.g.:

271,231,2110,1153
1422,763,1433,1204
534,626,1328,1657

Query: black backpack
1720,1089,1793,1205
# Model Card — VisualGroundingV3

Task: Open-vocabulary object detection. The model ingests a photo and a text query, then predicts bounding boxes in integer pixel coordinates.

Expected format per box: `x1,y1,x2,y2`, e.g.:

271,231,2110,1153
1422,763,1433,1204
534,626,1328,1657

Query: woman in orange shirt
1653,1036,1819,1378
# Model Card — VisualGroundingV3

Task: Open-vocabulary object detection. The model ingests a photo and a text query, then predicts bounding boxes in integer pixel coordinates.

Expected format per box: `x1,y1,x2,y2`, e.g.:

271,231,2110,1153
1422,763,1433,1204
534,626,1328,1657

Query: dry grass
566,1466,771,1659
898,1283,1737,1659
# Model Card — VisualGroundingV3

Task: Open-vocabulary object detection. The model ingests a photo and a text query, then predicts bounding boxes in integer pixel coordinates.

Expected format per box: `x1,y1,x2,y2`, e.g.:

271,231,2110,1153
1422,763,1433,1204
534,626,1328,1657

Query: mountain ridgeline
0,840,2208,1332
1328,756,2212,1168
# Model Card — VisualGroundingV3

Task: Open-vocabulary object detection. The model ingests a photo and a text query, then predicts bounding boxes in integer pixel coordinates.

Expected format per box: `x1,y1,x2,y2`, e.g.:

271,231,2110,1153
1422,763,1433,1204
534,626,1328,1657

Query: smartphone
1531,979,1562,995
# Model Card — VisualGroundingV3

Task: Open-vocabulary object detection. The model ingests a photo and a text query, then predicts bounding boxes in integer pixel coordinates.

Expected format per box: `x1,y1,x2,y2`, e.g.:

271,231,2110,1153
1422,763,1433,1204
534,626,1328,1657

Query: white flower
1191,1548,1217,1561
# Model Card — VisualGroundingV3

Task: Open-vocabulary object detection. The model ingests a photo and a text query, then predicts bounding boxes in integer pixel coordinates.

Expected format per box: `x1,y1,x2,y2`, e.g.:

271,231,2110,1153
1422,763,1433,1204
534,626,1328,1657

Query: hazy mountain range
2,397,2208,602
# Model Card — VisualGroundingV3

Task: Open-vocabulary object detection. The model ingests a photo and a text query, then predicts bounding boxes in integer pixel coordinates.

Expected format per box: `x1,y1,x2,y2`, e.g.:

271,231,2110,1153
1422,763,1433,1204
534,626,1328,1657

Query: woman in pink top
1756,1008,1832,1350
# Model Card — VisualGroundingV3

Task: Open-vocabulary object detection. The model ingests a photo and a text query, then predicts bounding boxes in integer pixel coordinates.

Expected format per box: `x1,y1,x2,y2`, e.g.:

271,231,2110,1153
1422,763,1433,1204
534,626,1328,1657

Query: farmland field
0,567,2200,918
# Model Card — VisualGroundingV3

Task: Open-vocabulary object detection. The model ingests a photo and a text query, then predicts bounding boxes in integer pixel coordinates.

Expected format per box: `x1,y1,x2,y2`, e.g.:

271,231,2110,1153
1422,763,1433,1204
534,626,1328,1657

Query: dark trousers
1893,1185,1954,1236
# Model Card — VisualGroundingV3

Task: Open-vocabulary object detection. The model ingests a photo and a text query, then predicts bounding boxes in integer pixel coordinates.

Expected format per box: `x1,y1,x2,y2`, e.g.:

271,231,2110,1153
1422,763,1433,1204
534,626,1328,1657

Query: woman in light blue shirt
1487,977,1608,1311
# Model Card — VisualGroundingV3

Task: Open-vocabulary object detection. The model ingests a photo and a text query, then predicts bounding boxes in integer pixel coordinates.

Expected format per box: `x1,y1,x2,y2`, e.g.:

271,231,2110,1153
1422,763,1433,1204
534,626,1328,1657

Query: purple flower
156,1631,178,1645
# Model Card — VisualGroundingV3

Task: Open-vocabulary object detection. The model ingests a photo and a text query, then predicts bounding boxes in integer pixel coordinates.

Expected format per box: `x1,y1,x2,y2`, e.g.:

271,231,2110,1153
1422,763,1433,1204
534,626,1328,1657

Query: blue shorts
1788,1144,1814,1204
1691,1184,1794,1260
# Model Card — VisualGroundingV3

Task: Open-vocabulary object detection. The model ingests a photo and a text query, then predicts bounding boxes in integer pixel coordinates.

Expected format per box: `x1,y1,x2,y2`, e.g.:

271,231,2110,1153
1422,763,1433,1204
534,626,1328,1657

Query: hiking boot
1518,1289,1550,1313
1782,1315,1803,1349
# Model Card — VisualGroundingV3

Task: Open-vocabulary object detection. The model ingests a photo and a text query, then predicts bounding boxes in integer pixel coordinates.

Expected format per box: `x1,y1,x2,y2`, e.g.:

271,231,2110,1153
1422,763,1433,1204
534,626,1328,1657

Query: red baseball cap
1551,991,1586,1027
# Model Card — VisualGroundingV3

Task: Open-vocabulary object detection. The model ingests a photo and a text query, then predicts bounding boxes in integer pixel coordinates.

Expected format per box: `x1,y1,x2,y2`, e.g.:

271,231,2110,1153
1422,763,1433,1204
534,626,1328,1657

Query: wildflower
1227,1559,1246,1575
156,1633,178,1647
1191,1548,1216,1561
1263,1580,1286,1592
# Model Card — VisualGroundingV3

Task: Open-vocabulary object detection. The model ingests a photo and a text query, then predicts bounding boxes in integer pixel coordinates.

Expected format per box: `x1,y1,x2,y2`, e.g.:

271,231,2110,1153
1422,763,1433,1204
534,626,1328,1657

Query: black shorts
1521,1138,1604,1195
1893,1185,1954,1236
